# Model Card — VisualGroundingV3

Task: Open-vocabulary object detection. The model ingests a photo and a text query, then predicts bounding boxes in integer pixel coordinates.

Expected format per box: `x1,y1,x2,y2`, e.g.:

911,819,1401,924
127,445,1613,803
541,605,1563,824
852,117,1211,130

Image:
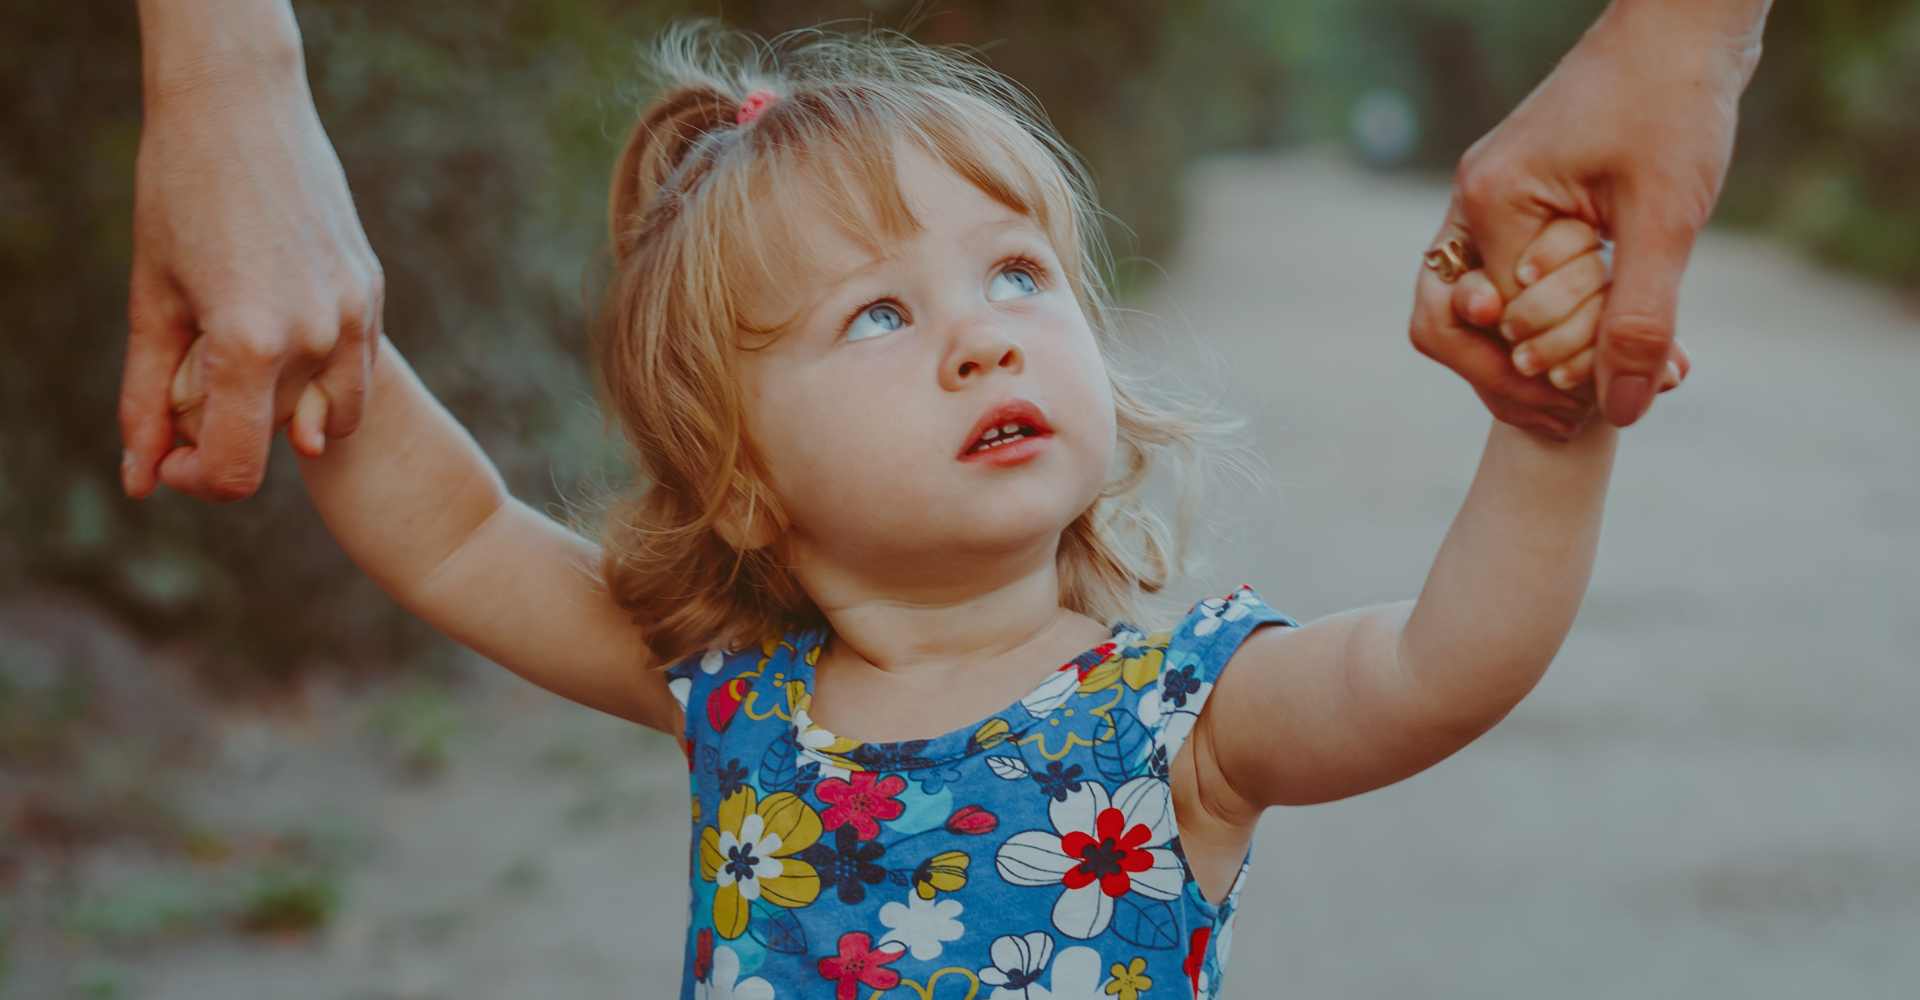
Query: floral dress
664,585,1296,1000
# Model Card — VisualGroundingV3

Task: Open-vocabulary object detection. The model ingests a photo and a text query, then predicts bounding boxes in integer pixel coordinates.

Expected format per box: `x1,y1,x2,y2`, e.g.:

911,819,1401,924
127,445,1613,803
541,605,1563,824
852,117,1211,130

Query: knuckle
201,315,286,368
1455,157,1508,211
294,321,337,358
1600,316,1676,367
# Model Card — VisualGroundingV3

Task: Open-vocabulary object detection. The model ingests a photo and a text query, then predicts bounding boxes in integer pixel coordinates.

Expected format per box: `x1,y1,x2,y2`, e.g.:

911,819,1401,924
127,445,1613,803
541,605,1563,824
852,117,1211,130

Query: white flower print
978,932,1107,1000
789,705,853,782
668,674,692,711
695,943,775,1000
710,811,787,901
878,891,966,960
994,776,1184,939
1020,666,1080,717
700,647,727,674
980,931,1052,994
1192,587,1261,637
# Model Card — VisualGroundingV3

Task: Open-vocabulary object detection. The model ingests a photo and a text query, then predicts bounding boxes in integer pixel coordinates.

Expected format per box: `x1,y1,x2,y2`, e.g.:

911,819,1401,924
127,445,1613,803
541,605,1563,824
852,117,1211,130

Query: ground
8,150,1919,998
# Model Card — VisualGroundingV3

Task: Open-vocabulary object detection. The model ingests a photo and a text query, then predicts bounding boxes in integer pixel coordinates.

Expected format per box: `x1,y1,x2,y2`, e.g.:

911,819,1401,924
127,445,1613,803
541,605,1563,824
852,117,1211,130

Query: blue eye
846,302,907,341
987,266,1040,302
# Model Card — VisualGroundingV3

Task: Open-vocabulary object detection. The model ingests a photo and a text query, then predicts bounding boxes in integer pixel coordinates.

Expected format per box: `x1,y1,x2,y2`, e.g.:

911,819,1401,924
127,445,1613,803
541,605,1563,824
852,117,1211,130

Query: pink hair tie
736,89,777,125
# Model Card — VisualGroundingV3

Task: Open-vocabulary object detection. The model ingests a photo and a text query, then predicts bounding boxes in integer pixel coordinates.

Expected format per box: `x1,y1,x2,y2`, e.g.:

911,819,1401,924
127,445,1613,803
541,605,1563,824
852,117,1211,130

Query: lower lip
959,434,1050,466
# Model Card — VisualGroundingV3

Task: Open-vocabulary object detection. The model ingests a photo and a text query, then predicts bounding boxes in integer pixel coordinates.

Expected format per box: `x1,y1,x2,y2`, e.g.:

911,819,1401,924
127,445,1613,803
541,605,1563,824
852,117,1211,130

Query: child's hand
170,335,334,460
1453,219,1690,398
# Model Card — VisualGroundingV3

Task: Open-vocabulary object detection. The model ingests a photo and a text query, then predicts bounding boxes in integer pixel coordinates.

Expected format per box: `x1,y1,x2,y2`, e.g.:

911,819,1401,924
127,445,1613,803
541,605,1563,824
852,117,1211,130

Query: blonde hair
591,22,1260,666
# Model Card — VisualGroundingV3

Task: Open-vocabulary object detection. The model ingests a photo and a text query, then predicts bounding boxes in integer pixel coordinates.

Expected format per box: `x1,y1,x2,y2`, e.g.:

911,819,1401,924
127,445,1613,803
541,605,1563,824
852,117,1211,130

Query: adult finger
315,263,380,438
156,316,279,502
1453,154,1551,301
1450,271,1503,329
120,257,192,499
1597,198,1697,426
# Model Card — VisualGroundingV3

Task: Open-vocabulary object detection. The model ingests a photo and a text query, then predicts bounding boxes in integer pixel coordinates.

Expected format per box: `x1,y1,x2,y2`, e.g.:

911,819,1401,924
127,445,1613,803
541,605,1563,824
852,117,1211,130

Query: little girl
170,24,1680,1000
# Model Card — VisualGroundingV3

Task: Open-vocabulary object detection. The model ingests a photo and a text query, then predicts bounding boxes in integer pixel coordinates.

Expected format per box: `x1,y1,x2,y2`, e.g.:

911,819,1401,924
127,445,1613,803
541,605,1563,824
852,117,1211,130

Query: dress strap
1141,585,1297,763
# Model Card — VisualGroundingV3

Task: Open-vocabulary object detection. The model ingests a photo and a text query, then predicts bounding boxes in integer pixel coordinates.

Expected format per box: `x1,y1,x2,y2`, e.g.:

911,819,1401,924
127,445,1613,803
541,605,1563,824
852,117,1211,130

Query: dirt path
47,150,1920,999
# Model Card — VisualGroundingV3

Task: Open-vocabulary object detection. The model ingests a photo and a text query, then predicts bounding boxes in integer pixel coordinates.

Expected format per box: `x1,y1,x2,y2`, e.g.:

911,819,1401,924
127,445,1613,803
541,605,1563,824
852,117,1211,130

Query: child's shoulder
1167,583,1298,650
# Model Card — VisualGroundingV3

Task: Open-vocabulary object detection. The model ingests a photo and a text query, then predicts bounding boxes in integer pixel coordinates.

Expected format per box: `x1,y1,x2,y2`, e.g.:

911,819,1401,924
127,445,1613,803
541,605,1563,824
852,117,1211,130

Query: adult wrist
138,0,306,107
1601,0,1771,88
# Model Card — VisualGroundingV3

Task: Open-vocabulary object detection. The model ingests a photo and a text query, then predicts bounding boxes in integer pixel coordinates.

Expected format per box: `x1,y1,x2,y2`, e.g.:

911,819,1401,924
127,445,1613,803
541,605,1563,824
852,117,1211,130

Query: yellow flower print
690,794,701,826
1105,956,1152,998
697,787,823,938
912,850,969,899
1121,633,1170,691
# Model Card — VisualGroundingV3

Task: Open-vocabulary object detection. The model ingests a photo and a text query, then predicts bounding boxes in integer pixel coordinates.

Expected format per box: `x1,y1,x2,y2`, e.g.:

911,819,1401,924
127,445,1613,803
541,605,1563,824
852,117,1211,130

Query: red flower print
1183,926,1211,996
705,678,745,733
817,930,904,1000
814,771,906,840
694,927,713,982
1060,806,1156,897
946,804,999,835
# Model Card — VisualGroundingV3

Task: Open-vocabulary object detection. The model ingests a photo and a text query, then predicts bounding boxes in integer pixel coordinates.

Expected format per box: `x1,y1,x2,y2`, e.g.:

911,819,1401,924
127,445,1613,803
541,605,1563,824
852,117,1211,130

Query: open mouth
958,398,1055,458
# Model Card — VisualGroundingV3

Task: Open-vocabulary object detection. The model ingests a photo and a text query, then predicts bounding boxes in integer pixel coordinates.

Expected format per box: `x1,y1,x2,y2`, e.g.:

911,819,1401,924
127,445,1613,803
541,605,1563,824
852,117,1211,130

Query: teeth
1000,423,1020,434
981,427,1002,441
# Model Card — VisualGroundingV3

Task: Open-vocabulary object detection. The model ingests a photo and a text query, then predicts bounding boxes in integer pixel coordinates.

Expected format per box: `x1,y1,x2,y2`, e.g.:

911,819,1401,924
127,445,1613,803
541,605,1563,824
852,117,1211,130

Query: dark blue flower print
1161,664,1201,708
715,757,749,798
796,825,888,904
914,761,966,795
847,740,935,772
1030,760,1085,802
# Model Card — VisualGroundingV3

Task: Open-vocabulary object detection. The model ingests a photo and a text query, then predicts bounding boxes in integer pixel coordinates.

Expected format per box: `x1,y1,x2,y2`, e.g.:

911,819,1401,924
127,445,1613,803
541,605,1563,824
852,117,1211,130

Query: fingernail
1549,367,1573,390
1516,262,1539,286
1472,289,1497,318
1605,374,1655,426
120,450,135,495
1499,321,1516,343
1512,347,1535,375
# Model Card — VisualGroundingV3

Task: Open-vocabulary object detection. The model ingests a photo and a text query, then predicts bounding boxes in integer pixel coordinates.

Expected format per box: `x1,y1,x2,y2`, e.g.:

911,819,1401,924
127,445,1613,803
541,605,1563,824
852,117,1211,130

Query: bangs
696,83,1082,343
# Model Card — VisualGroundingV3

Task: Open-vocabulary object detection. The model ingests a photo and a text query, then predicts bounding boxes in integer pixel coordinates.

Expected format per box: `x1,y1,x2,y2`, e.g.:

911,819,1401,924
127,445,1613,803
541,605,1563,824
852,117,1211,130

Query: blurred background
4,1,1917,997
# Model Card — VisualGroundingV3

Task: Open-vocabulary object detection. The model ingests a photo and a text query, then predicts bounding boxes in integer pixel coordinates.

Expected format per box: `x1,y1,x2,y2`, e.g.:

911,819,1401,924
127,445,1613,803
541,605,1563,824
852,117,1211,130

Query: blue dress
664,585,1296,999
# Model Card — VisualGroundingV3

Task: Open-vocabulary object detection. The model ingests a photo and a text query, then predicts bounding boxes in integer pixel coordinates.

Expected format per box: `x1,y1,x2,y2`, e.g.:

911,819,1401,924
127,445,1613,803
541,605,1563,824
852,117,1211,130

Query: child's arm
175,334,677,732
1193,223,1633,812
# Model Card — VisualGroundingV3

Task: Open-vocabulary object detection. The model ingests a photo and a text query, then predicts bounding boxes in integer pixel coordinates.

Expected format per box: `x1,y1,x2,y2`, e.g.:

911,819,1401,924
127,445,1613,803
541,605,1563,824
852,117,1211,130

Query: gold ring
1422,237,1477,283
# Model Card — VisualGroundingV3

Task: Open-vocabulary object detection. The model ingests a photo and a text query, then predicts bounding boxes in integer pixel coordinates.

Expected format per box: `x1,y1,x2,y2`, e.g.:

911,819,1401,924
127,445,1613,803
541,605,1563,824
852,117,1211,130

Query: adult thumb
1598,202,1698,427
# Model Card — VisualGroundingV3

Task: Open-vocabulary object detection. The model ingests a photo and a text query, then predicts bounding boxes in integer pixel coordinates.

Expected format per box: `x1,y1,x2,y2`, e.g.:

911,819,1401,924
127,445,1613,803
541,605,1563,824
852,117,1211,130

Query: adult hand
121,48,382,501
1430,0,1768,427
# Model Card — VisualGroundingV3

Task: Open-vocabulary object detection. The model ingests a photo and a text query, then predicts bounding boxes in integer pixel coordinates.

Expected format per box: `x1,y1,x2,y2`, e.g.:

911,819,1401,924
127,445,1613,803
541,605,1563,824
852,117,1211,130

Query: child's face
733,143,1117,582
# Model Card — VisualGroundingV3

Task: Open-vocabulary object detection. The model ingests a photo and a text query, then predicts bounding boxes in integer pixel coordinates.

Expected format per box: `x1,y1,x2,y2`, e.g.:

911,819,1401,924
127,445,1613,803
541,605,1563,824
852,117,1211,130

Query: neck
792,533,1086,678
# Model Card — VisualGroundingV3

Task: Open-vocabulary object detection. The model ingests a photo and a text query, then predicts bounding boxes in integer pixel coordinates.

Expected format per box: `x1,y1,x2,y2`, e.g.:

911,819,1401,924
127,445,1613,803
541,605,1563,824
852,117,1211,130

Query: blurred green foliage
1,0,1911,687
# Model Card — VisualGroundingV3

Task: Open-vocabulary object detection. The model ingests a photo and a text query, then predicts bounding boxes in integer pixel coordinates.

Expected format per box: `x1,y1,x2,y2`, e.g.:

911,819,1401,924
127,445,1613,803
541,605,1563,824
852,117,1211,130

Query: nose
940,320,1024,391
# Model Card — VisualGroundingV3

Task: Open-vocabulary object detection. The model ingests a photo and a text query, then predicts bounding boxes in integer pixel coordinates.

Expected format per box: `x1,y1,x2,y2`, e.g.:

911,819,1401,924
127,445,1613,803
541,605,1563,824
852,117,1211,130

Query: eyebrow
800,215,1040,325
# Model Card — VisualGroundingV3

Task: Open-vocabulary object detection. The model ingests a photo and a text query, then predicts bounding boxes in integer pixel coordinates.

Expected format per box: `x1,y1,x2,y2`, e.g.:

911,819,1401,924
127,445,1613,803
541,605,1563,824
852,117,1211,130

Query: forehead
719,125,1069,337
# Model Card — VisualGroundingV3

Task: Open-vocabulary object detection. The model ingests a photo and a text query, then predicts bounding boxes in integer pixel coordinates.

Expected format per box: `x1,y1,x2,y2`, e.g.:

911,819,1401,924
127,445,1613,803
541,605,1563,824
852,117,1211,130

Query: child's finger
290,383,331,458
1550,348,1683,393
1512,291,1603,379
1450,270,1503,328
1514,218,1603,288
1546,347,1596,392
1501,248,1609,342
